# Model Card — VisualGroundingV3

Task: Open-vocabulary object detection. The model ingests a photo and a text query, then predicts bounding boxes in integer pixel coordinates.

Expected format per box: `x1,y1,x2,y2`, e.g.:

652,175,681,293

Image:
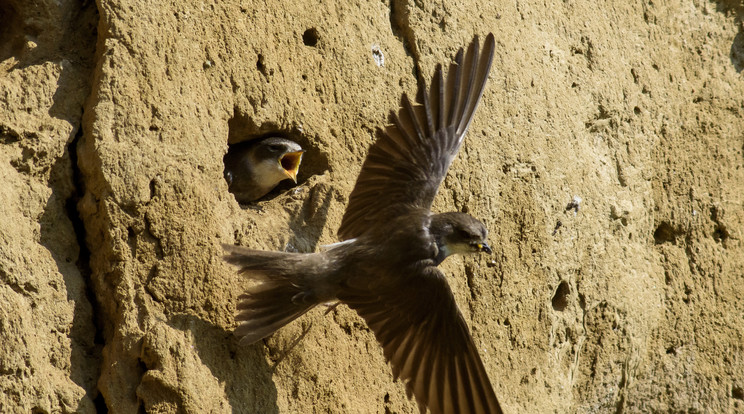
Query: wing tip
337,33,496,240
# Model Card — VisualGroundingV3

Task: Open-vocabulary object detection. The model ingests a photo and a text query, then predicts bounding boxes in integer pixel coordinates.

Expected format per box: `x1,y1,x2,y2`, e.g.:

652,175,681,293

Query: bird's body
225,34,502,413
225,209,487,343
224,137,304,203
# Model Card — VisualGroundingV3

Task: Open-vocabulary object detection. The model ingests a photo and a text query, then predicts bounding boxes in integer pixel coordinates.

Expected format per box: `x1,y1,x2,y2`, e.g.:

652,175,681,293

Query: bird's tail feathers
223,244,319,344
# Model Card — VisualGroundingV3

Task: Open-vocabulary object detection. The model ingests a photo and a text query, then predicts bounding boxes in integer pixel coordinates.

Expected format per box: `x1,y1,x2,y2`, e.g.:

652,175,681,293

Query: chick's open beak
477,242,492,254
280,150,305,183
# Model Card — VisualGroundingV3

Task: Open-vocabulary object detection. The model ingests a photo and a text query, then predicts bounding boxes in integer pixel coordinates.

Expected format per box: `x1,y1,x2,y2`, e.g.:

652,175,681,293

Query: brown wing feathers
338,34,494,240
459,35,495,136
345,267,502,414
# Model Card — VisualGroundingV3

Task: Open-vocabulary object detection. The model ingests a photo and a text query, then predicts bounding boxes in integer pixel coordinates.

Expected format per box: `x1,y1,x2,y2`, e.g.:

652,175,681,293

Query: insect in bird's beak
280,150,305,183
476,242,492,254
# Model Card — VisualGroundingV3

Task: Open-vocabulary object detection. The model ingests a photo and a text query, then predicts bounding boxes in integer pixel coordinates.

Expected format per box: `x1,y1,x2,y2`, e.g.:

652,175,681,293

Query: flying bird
224,34,501,413
223,137,305,203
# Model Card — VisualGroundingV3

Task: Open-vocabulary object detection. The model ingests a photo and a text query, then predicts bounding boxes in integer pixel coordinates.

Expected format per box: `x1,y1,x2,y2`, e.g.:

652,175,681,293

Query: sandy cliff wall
1,0,743,412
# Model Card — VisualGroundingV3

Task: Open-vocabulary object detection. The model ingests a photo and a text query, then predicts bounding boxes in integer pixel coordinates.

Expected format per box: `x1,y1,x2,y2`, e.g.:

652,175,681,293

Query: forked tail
223,244,319,345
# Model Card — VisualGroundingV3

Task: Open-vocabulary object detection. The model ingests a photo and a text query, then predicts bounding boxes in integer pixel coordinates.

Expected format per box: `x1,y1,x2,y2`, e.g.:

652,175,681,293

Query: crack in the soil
66,125,109,414
389,0,421,79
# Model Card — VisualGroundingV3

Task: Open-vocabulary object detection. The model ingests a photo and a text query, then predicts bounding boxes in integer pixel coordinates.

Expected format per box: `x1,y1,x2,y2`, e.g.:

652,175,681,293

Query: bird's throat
433,243,449,266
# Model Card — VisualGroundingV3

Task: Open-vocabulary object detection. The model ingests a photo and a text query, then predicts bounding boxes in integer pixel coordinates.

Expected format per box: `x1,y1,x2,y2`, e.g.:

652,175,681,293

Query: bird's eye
268,144,283,152
459,229,471,239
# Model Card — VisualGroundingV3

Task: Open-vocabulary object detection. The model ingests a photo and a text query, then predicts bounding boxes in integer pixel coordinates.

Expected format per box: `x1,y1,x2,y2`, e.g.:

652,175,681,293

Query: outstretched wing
338,34,495,240
340,266,502,414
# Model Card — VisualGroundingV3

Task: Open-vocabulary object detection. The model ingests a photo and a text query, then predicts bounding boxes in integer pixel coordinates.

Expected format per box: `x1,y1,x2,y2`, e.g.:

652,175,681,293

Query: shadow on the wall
285,180,339,253
713,0,744,72
168,314,280,414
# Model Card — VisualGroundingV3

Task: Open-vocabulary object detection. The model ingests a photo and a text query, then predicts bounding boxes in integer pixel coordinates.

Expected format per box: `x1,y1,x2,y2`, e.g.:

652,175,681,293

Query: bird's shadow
167,314,280,414
285,180,338,252
241,177,338,252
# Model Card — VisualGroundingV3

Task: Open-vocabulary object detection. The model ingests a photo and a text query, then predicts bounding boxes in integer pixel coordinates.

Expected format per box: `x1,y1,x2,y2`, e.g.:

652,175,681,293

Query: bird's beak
280,150,305,183
476,242,492,254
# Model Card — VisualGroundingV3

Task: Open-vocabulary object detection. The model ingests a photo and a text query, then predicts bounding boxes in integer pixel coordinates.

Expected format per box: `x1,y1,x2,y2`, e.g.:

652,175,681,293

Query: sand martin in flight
225,34,502,413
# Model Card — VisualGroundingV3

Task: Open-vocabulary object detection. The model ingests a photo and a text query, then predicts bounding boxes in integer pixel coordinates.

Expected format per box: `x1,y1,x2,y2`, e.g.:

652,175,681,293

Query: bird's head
431,212,491,262
252,137,305,183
